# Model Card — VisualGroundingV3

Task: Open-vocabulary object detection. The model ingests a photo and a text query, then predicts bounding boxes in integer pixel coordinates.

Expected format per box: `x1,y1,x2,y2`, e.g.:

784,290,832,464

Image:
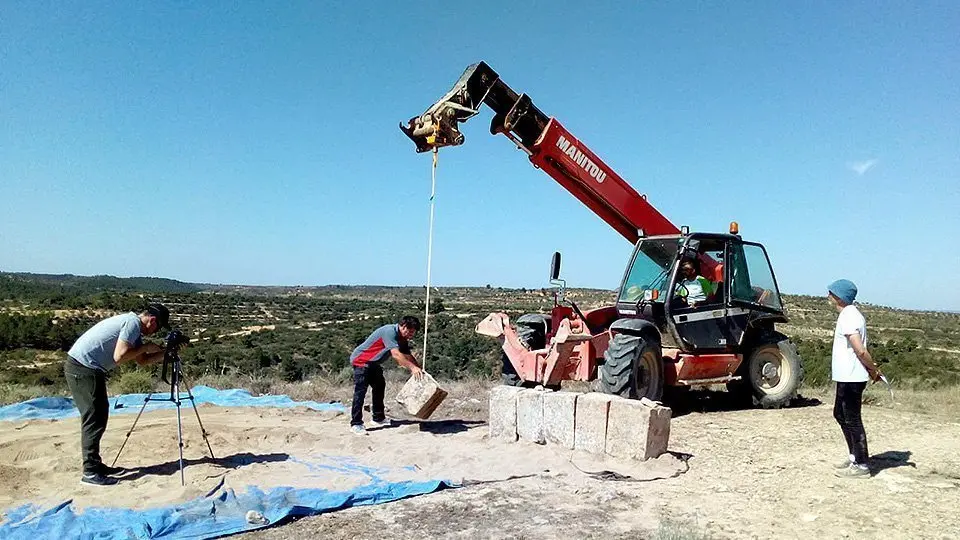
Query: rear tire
501,316,546,387
729,339,803,408
598,333,664,401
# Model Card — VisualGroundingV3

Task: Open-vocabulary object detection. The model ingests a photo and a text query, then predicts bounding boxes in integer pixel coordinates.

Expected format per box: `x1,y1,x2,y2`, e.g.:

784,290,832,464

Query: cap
145,303,171,329
827,279,858,305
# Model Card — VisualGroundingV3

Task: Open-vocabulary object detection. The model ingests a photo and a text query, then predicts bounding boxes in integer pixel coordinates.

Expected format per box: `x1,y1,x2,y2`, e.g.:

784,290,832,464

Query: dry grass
192,370,496,421
804,384,960,418
0,383,68,405
6,372,960,423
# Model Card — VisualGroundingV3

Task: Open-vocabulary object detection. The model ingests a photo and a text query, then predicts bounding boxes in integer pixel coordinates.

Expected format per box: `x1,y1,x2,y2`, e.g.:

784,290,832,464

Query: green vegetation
0,271,958,405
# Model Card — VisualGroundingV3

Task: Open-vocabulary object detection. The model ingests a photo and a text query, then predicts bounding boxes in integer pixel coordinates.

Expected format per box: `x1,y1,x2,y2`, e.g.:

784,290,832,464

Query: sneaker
81,472,118,486
350,424,367,435
833,457,853,469
98,464,128,476
368,418,393,428
834,463,870,479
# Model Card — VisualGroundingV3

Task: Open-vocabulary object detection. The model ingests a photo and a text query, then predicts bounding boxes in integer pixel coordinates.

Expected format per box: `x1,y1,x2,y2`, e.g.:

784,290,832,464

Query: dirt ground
2,386,959,540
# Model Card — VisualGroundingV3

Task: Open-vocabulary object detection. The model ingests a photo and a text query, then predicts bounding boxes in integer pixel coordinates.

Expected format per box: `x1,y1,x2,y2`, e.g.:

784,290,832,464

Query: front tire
598,333,664,401
732,339,804,409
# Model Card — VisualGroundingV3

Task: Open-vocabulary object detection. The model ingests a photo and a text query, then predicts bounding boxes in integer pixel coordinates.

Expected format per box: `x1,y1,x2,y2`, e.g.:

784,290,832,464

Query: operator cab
616,232,787,353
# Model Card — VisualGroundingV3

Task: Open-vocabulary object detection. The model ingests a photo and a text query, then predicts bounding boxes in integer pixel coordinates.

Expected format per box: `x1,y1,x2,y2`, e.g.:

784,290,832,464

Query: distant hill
0,272,201,299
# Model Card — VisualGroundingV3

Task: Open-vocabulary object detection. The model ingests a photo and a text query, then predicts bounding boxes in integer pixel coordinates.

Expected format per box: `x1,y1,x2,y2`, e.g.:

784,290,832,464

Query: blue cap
828,279,857,305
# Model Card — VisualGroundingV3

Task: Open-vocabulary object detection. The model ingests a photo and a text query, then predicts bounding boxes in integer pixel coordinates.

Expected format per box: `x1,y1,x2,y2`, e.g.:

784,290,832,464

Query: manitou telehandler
401,62,803,408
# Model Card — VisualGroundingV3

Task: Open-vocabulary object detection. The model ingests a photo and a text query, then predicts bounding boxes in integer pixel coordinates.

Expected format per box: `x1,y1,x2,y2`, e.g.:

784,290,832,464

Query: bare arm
114,341,164,366
846,332,880,381
114,339,144,365
391,348,424,380
135,345,166,366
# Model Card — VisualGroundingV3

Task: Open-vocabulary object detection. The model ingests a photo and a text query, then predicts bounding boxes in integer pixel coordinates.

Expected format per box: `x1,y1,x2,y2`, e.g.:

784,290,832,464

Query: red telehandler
401,62,803,408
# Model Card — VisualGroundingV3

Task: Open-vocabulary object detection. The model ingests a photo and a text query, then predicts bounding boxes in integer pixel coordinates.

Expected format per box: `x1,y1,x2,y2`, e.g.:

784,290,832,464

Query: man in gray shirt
64,304,170,486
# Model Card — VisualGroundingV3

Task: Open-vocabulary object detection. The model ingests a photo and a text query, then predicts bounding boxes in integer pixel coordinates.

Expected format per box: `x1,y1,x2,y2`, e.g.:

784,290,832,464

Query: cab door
668,238,733,352
724,240,788,345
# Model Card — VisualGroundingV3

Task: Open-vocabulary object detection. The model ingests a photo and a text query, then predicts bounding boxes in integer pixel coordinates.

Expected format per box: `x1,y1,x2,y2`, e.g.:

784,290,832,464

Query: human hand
867,365,882,383
143,343,164,355
410,365,425,381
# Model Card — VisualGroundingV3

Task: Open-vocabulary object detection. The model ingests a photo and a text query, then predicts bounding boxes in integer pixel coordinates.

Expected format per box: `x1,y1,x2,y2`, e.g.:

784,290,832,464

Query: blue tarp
0,385,345,421
0,477,453,539
0,387,452,539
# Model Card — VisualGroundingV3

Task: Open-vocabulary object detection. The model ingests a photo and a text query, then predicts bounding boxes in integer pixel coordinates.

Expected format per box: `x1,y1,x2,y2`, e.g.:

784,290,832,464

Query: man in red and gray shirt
349,315,424,433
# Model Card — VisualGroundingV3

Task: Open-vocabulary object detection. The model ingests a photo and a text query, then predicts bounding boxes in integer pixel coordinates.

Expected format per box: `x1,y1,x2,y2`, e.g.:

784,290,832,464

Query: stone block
542,391,578,449
395,372,448,419
574,392,615,454
488,385,525,441
517,389,546,444
605,397,672,460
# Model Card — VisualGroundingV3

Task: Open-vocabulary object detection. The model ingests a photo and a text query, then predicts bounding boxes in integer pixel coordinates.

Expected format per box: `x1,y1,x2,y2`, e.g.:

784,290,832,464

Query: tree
280,355,303,382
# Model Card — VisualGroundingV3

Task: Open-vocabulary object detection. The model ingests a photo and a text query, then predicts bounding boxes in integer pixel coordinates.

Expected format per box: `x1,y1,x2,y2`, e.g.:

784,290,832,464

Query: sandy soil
2,388,959,539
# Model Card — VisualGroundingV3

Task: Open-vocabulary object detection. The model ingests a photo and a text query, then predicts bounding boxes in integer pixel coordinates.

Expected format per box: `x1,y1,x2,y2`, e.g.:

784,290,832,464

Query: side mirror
550,252,562,280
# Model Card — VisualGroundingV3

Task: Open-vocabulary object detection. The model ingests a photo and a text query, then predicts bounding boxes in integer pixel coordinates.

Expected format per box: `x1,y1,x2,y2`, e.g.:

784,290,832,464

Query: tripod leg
183,379,216,459
112,393,154,467
175,382,185,487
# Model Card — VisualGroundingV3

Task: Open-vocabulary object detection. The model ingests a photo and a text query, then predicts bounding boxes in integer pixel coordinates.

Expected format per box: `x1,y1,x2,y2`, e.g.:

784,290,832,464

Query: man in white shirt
827,279,882,479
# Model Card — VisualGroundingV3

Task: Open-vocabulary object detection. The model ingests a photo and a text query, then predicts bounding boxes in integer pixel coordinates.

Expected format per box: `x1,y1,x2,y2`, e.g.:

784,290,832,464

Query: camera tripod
112,335,215,486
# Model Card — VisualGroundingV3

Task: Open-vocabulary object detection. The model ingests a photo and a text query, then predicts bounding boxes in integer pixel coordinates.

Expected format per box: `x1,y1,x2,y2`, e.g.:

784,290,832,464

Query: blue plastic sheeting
0,385,345,422
0,478,453,539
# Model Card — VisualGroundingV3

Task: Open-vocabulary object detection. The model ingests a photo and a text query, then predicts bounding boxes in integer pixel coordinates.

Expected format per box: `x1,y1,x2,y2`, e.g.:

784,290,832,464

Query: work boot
81,472,118,486
834,463,870,479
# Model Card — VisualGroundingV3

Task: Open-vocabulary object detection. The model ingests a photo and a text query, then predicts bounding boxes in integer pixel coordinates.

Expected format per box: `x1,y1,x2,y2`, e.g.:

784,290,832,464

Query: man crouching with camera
64,303,170,486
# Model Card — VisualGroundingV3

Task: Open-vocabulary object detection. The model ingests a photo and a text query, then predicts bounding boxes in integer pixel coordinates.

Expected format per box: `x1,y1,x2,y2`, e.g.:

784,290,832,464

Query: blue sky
1,2,957,311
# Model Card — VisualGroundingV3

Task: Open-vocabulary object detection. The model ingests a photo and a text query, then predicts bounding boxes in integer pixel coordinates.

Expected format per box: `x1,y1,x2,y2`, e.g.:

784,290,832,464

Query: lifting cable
421,143,439,372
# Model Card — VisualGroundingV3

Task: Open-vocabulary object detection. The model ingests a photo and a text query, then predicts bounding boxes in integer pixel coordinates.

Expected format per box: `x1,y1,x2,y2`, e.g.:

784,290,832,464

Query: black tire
500,317,547,387
731,339,804,409
598,333,664,401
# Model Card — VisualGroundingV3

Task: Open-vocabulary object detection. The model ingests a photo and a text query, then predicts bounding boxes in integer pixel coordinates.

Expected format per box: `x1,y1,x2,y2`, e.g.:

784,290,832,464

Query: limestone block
574,392,615,454
488,385,525,441
605,397,672,460
395,372,448,419
517,389,546,444
542,391,578,449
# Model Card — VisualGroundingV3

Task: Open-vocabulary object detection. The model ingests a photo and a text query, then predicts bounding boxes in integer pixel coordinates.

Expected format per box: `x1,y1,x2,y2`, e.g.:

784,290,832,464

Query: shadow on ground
871,450,916,474
383,419,485,435
118,452,291,481
668,389,822,418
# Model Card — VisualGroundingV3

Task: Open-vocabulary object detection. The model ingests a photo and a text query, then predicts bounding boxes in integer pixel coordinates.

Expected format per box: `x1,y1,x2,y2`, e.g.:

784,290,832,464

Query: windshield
619,238,682,302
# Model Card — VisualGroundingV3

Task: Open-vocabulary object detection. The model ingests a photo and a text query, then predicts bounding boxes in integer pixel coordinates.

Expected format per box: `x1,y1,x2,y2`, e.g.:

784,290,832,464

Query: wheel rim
752,347,790,393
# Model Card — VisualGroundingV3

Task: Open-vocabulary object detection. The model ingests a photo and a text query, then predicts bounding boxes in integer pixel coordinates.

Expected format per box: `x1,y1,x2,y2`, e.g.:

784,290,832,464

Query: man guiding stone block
350,315,424,434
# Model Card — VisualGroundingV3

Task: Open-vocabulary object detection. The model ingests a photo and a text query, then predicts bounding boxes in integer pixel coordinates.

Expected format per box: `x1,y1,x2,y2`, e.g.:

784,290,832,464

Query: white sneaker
350,424,367,435
368,418,393,428
834,463,870,479
833,457,853,469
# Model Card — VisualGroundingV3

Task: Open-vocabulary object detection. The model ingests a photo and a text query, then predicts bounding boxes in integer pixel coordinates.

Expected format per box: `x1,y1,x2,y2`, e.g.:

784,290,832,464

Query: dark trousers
834,381,869,464
351,363,385,426
64,357,110,474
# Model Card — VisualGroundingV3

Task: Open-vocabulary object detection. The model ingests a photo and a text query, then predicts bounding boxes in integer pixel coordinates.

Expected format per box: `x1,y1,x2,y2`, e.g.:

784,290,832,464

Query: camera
165,329,190,352
161,329,190,386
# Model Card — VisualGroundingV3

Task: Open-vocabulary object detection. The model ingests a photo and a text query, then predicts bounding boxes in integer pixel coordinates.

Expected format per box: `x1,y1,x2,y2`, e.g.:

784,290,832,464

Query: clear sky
2,2,958,311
